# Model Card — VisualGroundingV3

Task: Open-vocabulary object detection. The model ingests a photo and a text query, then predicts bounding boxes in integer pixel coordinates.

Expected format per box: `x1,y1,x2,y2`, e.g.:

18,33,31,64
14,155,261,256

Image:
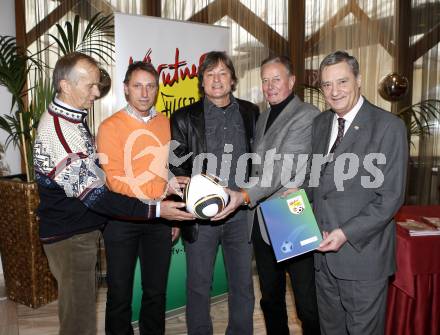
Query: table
385,206,440,335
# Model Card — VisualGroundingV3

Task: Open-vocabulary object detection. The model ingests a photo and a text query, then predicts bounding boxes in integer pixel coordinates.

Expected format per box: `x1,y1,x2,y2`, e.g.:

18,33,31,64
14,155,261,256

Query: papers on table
397,218,440,236
421,217,440,229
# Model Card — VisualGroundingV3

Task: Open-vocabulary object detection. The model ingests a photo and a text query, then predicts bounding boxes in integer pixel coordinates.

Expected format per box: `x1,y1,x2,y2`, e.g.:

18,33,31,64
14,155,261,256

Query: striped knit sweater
33,99,157,242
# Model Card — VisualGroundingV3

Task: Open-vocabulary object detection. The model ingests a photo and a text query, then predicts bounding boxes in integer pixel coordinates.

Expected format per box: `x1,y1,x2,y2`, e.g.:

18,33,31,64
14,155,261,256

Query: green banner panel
131,239,228,320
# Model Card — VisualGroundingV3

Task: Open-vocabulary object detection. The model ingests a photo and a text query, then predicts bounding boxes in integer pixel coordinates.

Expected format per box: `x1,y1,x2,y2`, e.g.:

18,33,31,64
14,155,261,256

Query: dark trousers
103,219,172,335
252,220,321,335
315,255,388,335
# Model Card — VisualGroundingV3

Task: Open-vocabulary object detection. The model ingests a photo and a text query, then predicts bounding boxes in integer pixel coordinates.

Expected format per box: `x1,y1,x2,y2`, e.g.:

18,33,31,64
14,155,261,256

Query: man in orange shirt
97,61,194,335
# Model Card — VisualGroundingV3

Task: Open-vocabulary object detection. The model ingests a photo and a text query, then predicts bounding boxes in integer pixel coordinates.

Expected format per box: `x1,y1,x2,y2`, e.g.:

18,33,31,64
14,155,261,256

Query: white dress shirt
326,96,364,155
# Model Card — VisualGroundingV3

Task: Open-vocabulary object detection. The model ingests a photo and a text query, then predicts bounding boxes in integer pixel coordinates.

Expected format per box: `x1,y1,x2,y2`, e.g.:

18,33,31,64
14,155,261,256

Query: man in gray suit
214,55,321,335
310,51,408,335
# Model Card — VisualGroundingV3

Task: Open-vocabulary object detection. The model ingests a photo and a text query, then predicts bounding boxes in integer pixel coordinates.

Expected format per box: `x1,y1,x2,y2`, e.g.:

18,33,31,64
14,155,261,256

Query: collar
268,92,295,112
333,95,364,124
125,104,157,124
49,98,87,123
204,94,238,112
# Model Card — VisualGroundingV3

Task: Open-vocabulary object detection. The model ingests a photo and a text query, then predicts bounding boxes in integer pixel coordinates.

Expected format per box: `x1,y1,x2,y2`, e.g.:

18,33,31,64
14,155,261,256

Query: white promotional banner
114,13,229,117
113,13,230,315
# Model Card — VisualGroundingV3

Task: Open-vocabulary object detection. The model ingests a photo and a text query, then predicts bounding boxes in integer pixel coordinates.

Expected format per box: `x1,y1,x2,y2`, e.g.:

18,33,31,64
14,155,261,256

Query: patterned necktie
329,117,345,153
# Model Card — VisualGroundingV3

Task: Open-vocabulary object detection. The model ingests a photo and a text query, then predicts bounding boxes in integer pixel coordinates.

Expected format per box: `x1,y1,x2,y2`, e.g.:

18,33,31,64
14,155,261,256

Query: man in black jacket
170,51,258,335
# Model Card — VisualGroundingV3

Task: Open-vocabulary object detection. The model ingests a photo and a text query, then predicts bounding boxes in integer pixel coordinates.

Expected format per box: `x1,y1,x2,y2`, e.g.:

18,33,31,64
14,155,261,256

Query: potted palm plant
0,35,56,308
0,12,114,308
394,99,440,143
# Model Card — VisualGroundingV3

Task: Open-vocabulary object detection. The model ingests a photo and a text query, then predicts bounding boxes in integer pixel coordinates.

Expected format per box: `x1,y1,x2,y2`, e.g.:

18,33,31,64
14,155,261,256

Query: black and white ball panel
185,174,229,219
193,195,225,220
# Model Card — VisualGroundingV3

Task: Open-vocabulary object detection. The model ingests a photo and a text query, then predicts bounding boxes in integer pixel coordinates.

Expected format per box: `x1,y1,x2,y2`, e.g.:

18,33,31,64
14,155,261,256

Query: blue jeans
185,213,254,335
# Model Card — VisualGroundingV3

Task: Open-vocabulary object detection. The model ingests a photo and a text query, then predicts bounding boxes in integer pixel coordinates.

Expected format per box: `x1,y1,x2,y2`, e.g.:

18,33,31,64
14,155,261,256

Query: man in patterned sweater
33,52,193,335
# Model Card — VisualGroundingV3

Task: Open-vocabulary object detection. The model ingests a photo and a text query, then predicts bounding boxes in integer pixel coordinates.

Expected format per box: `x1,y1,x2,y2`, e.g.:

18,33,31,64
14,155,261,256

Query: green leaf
49,33,67,55
73,14,79,51
55,22,71,54
396,99,440,140
65,21,74,51
50,13,114,64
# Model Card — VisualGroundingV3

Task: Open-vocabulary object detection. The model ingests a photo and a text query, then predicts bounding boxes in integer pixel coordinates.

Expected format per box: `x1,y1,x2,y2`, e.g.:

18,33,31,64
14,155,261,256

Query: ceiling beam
14,0,27,48
350,1,394,57
304,2,351,56
305,2,440,57
394,0,413,115
187,0,226,24
188,0,288,55
410,22,440,62
228,0,288,55
289,0,305,95
25,0,81,47
142,0,161,17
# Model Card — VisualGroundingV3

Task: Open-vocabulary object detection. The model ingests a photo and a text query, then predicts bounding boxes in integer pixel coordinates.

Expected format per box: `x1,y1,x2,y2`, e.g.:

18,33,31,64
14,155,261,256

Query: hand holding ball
184,174,229,219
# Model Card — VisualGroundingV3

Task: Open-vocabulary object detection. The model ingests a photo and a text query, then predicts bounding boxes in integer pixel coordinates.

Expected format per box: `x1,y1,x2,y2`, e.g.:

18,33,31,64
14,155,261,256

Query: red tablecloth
385,206,440,335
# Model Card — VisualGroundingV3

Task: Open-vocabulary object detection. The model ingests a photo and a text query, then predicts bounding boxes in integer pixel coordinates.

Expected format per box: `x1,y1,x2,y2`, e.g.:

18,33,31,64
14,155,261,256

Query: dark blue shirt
204,95,247,191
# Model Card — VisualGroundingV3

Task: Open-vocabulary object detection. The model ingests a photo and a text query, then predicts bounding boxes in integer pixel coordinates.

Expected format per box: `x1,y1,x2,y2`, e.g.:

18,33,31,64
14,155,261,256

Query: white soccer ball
184,174,229,219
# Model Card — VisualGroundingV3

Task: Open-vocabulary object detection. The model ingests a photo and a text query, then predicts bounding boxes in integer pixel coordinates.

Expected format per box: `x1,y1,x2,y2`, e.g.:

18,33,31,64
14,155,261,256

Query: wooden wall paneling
304,2,351,57
410,22,440,63
350,1,394,57
393,0,412,115
25,0,81,47
188,0,288,56
14,0,27,48
289,0,305,98
142,0,161,17
188,0,226,24
229,0,288,56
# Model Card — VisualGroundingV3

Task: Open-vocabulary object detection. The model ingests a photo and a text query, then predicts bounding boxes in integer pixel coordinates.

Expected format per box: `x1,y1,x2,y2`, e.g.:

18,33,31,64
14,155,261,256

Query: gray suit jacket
247,95,320,243
310,98,408,280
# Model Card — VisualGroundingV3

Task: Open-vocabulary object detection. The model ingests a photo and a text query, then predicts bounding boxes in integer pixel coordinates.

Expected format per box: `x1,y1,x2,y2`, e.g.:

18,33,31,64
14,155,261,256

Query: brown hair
197,51,237,95
123,61,159,86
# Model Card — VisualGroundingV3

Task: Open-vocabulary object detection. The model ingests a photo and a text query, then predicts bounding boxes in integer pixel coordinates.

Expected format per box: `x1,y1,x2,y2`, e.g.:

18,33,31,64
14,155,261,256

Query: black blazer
170,97,259,242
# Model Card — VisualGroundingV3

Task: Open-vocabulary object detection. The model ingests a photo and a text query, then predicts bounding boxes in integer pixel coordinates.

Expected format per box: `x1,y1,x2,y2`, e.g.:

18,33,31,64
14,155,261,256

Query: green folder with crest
260,189,322,262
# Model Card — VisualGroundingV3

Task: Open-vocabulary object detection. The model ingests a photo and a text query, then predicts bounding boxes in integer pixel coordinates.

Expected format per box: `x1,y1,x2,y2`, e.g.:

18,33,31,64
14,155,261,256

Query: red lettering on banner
128,48,208,87
179,65,197,81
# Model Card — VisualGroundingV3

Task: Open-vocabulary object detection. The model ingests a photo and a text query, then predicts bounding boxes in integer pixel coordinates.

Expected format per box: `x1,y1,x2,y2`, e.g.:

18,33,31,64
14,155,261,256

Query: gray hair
53,52,99,93
319,51,360,78
261,55,294,76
